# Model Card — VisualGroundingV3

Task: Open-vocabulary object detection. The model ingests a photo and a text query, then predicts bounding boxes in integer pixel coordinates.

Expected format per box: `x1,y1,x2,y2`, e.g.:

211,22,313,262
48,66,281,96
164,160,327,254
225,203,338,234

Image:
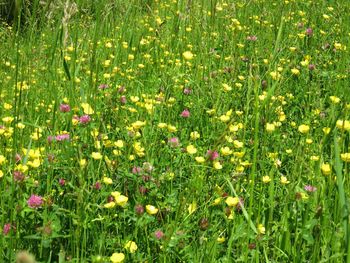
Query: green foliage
0,0,350,262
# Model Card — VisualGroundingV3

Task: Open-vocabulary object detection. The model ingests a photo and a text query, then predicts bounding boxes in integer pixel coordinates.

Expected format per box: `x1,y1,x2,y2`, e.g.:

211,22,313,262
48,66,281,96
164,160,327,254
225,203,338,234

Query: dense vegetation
1,0,350,262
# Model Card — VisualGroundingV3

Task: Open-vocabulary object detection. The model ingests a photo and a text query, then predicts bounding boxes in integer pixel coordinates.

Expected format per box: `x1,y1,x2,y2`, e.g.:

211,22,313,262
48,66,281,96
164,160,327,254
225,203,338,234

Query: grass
0,0,350,262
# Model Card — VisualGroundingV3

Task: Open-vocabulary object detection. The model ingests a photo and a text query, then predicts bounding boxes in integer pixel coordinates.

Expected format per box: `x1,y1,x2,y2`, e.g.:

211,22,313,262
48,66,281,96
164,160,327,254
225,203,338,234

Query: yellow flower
104,202,116,208
114,140,124,148
336,120,350,131
2,116,14,123
341,153,350,162
79,159,87,167
131,120,146,130
0,155,6,165
91,152,103,160
188,201,197,214
195,156,205,163
124,241,138,253
186,145,197,154
110,252,125,263
321,163,331,175
222,83,232,92
225,196,239,207
257,224,265,234
146,205,158,215
81,102,94,114
262,176,271,183
213,197,222,205
213,161,223,170
217,236,226,243
280,176,290,184
182,51,194,60
103,176,113,185
220,147,232,156
291,68,300,75
190,131,200,140
298,124,310,134
0,170,3,178
265,123,276,132
115,195,128,207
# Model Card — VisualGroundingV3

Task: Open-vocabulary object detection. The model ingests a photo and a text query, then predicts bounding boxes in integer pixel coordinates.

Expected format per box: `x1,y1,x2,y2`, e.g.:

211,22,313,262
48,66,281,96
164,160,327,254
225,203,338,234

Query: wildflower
124,241,137,253
154,230,164,240
265,123,276,132
15,251,36,263
3,223,12,235
79,115,91,124
181,109,190,118
110,252,125,263
135,204,144,215
321,163,331,175
186,145,197,154
146,205,158,215
59,104,71,112
305,27,313,36
168,137,180,147
115,194,128,207
217,236,226,243
336,120,350,131
104,202,116,209
99,84,109,89
225,196,240,207
341,153,350,162
103,176,113,185
188,201,197,214
291,68,300,75
190,131,200,140
195,156,205,163
304,185,317,192
298,124,310,134
91,152,103,160
81,103,94,114
213,161,223,170
27,194,43,208
183,88,192,95
280,176,290,184
182,51,194,60
262,176,271,183
257,224,265,234
55,133,70,142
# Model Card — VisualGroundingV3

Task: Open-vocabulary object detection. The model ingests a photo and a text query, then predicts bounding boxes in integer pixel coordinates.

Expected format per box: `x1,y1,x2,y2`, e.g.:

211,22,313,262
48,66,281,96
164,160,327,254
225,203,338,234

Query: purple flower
98,84,109,90
132,166,142,174
183,88,192,95
94,181,101,190
59,104,71,113
154,230,164,240
135,204,144,215
13,171,25,182
3,223,12,235
79,115,91,124
308,64,316,71
207,150,219,161
59,178,65,186
305,27,313,36
168,137,180,147
120,96,127,104
27,194,43,209
304,185,317,192
55,133,70,142
181,109,190,118
246,35,257,41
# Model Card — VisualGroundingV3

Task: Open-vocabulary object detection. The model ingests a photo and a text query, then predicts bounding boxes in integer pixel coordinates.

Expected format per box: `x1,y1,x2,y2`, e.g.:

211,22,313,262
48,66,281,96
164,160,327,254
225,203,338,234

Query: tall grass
0,0,350,262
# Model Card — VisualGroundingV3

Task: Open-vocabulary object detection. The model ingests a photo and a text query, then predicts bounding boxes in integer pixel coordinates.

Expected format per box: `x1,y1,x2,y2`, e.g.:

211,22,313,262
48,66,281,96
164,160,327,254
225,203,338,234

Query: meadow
0,0,350,262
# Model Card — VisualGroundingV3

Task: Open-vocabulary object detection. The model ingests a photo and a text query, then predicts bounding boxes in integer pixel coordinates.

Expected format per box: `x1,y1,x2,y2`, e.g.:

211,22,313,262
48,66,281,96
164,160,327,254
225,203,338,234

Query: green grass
0,0,350,262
